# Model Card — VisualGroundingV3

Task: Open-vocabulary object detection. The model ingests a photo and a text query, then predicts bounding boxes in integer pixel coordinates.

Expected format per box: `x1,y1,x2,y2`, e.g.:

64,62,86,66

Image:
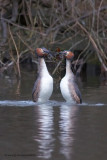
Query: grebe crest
36,47,50,57
61,50,74,60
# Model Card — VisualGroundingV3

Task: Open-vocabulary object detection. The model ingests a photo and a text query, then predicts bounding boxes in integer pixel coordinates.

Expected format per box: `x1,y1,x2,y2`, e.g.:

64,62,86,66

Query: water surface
0,68,107,160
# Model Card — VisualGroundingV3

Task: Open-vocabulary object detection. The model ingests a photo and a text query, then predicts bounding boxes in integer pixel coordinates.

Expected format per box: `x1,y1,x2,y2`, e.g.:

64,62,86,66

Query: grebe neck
38,57,49,76
66,59,74,77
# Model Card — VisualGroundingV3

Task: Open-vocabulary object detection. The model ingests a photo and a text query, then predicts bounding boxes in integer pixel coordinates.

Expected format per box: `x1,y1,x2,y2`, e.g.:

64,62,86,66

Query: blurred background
0,0,107,79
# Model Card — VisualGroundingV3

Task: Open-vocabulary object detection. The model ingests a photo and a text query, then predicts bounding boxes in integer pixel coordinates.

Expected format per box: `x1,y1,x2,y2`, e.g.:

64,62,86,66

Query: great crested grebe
32,47,53,103
60,50,82,104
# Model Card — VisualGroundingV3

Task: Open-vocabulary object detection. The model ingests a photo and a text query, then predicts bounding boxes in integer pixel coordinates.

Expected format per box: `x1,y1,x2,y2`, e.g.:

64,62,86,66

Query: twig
9,26,21,78
0,61,14,73
17,33,34,55
52,60,63,75
77,21,107,71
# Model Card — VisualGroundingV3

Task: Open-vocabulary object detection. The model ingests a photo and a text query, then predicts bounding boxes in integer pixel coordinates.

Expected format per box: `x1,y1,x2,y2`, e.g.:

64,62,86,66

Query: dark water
0,68,107,160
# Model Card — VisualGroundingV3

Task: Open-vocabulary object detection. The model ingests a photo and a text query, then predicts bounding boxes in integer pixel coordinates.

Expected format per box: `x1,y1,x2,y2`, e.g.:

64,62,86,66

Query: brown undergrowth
0,0,107,77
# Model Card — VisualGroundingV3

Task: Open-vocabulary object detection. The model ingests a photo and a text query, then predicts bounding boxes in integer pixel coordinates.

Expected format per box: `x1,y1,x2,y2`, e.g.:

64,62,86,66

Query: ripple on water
0,100,106,107
0,100,35,107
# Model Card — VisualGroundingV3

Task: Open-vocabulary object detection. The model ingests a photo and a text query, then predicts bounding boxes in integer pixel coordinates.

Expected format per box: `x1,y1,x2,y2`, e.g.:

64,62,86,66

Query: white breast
60,76,75,103
37,58,53,103
38,74,53,103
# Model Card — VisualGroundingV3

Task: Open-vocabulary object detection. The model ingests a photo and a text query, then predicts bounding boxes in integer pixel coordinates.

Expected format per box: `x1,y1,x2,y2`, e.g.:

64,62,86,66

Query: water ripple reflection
59,104,78,159
34,104,54,159
33,103,79,159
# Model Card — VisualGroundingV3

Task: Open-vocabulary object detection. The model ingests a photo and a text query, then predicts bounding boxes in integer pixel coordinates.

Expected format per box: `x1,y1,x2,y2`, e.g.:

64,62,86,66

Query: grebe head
36,47,50,57
60,50,74,60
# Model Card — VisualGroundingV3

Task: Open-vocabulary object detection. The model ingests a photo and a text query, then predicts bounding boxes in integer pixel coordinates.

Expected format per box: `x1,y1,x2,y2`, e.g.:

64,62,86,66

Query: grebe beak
59,51,66,59
41,47,50,54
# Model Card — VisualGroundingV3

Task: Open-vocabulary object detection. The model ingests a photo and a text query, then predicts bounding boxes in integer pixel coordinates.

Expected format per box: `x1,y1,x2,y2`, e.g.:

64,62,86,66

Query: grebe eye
41,49,43,52
66,51,69,55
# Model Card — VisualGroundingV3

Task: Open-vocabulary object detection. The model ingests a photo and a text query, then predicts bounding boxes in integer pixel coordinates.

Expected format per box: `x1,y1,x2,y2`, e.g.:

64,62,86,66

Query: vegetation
0,0,107,78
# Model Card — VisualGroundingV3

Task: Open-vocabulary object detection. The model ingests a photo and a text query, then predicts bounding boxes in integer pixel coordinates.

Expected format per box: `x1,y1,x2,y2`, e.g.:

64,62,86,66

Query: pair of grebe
32,47,82,104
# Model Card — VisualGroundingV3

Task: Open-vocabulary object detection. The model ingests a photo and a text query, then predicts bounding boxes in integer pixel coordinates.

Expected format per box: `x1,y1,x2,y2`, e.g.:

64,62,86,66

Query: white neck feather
66,59,71,76
38,57,49,76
